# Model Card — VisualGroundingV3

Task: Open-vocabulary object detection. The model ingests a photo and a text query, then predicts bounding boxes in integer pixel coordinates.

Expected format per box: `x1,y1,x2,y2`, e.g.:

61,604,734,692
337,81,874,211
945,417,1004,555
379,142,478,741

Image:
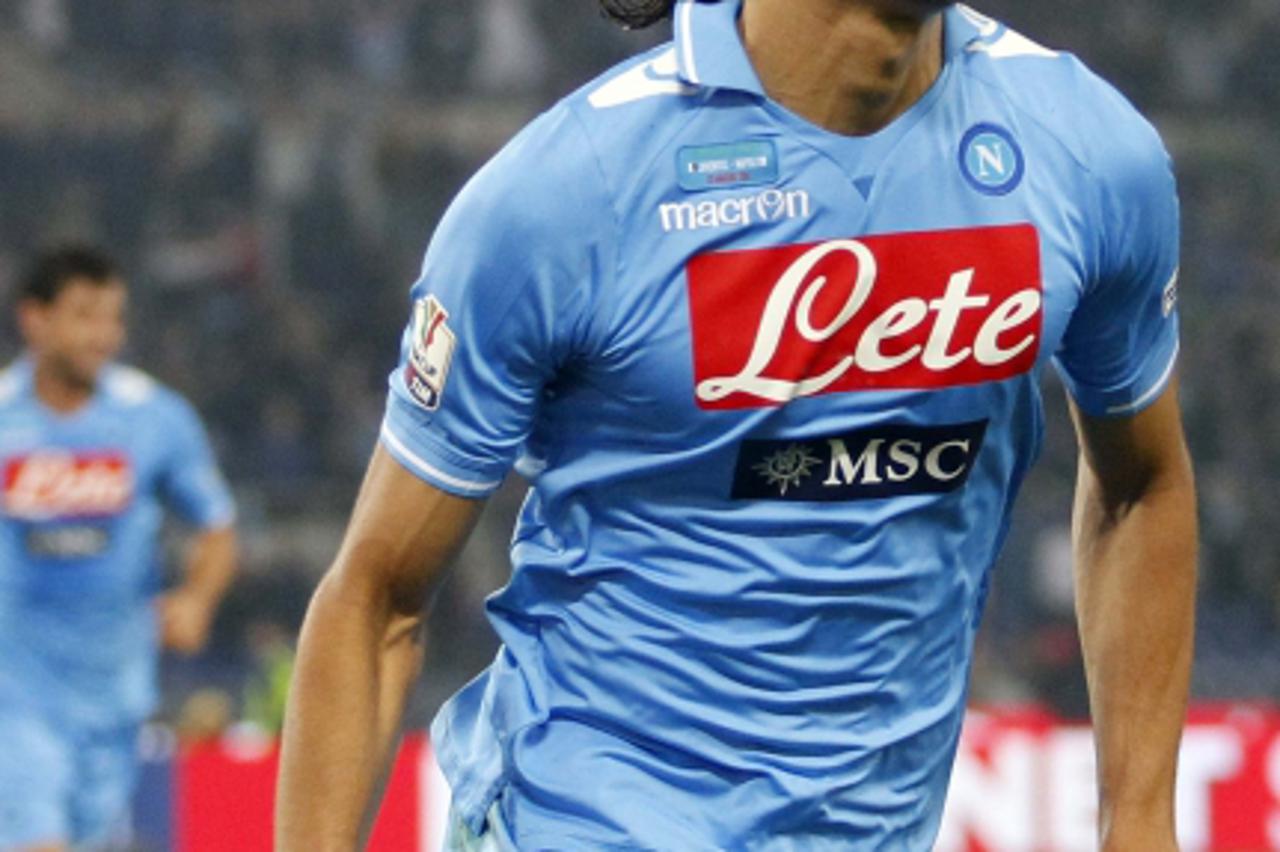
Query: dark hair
599,0,676,29
20,245,121,304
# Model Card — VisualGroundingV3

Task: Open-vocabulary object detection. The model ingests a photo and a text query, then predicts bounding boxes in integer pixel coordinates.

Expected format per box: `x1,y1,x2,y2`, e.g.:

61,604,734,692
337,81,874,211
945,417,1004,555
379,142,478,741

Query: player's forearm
1073,458,1197,848
276,567,427,851
182,525,237,606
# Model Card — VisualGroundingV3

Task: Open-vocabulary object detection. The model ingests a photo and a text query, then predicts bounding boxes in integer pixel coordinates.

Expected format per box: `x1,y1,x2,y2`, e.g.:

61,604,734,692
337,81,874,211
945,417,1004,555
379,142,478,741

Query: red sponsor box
687,225,1043,409
2,451,133,518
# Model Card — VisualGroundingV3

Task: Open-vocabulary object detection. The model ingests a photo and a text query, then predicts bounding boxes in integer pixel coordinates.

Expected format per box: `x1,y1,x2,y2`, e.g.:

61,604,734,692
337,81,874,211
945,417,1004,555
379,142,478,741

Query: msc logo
659,188,811,233
25,526,111,559
732,421,989,502
959,124,1025,196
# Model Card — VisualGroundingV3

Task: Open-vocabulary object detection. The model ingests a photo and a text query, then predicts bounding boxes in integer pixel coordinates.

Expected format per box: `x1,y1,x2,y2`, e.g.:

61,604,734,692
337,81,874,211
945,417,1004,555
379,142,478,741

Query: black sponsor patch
25,525,111,558
732,420,989,502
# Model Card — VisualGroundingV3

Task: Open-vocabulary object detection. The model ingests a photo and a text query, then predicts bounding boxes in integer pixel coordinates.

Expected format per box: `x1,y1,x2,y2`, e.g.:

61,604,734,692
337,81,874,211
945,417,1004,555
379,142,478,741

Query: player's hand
157,587,217,654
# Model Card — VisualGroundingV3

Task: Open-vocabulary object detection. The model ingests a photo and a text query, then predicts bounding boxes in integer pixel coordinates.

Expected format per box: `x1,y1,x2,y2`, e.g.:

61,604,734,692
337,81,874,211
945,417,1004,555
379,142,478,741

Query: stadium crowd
0,0,1276,730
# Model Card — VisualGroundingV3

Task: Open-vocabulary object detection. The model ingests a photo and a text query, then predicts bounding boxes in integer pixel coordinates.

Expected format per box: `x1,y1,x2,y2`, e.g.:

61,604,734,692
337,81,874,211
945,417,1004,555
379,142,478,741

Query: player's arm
276,100,608,848
158,524,237,654
156,395,239,655
1069,379,1196,851
276,445,483,851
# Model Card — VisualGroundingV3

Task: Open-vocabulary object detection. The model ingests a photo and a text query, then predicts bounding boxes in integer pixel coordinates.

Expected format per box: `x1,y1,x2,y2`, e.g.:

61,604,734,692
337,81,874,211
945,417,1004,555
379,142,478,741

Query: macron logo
659,188,812,234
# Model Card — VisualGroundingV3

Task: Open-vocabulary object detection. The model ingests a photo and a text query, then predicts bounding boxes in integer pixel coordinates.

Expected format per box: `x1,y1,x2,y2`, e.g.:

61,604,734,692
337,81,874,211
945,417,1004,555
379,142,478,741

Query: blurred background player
0,246,237,851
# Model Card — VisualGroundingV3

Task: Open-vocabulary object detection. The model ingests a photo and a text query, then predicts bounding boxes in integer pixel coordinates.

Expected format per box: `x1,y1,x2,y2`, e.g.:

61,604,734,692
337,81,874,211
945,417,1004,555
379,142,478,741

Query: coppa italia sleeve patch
404,295,457,411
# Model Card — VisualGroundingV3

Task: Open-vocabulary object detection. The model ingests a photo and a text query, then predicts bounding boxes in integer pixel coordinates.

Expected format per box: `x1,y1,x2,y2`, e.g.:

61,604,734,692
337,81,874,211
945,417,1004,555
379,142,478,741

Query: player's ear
16,298,49,347
599,0,676,30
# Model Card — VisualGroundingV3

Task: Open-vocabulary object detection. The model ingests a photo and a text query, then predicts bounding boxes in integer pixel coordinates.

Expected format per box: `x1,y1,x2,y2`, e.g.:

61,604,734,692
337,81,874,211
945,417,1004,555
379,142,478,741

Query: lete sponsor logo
3,451,133,519
687,225,1043,409
733,421,988,501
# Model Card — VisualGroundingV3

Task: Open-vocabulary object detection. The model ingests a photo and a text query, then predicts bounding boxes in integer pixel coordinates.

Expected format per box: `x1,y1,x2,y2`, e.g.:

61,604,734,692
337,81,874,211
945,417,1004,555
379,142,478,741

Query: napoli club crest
404,295,456,411
959,123,1025,196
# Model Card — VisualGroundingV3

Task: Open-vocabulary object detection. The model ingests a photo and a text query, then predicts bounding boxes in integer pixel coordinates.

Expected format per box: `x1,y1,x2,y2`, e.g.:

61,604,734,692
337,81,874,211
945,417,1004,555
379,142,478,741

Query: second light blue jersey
0,360,234,729
382,2,1180,847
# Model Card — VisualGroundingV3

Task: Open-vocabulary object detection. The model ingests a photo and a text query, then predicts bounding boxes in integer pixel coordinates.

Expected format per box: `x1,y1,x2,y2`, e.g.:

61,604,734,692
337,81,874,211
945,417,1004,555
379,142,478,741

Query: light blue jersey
382,2,1180,847
0,360,234,730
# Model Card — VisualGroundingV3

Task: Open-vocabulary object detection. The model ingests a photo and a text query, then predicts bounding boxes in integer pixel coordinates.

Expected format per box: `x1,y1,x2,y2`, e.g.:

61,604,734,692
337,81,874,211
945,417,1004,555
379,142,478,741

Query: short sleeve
1053,116,1181,417
159,396,236,528
380,105,613,498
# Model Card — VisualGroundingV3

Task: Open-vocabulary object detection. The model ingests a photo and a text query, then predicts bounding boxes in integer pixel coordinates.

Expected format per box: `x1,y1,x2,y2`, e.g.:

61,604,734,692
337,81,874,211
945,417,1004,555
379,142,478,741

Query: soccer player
278,1,1197,848
0,247,237,851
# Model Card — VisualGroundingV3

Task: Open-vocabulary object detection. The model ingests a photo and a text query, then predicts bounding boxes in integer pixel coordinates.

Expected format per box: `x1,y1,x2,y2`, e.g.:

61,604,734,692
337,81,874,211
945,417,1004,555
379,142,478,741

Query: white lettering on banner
1268,736,1280,848
422,741,452,852
1047,729,1097,851
695,239,1042,405
936,734,1038,850
1176,728,1244,850
939,715,1277,850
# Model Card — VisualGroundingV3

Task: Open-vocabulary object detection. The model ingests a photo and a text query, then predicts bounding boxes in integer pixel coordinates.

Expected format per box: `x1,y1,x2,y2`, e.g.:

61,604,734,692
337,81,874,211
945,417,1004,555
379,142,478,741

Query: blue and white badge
678,140,779,192
959,124,1025,196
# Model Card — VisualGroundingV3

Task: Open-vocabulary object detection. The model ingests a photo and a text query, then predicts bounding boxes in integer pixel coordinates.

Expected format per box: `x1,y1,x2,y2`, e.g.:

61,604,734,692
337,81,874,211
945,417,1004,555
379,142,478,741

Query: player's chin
67,354,110,387
876,0,951,17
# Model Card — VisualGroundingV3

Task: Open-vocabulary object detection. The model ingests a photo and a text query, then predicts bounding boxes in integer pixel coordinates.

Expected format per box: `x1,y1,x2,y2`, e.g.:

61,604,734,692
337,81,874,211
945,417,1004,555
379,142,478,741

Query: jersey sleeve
158,396,236,528
1052,114,1181,417
380,104,613,498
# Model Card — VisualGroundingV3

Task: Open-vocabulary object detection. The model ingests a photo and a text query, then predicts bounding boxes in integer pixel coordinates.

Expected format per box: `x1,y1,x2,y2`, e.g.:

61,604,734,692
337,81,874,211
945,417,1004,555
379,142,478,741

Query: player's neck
740,0,945,137
32,357,95,414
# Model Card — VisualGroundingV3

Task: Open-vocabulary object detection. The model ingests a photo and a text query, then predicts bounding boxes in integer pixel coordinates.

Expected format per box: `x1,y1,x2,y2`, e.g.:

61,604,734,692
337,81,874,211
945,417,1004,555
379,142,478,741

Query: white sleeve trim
379,423,503,495
1105,340,1180,416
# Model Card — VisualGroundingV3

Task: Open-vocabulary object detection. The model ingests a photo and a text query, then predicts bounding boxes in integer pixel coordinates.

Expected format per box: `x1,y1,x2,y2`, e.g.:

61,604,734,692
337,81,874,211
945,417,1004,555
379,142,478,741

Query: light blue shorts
0,708,137,850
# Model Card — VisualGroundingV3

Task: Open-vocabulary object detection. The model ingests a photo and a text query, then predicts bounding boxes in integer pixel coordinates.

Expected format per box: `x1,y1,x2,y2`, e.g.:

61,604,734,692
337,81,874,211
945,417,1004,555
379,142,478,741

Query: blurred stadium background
0,0,1276,848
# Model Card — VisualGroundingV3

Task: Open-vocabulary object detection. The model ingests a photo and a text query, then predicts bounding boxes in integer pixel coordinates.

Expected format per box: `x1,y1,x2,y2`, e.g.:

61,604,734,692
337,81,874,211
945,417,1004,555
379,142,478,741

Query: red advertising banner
175,731,439,852
939,705,1280,851
174,707,1280,851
